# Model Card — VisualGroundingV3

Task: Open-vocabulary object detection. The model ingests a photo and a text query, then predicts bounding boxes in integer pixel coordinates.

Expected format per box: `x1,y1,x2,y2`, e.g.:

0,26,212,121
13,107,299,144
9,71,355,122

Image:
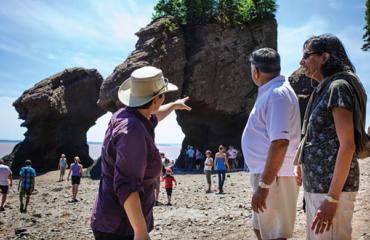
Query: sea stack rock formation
96,16,277,170
4,68,105,174
288,67,317,124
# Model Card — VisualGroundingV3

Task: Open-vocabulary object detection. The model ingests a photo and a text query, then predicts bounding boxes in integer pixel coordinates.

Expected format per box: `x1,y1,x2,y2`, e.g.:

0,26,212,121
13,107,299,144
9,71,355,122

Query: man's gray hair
249,48,281,73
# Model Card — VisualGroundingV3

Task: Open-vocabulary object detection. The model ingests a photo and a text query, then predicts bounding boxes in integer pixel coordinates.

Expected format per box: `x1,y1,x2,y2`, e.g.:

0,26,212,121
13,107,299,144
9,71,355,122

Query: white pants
251,174,299,239
304,191,357,240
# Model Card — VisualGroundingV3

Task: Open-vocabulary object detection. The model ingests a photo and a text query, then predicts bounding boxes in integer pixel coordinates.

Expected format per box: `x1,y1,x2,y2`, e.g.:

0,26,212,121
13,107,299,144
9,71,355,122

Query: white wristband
324,195,339,204
258,181,270,189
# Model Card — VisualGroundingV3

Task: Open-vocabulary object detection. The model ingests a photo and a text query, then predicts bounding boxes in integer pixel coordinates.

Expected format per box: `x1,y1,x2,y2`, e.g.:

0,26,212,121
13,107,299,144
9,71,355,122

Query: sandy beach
0,159,369,240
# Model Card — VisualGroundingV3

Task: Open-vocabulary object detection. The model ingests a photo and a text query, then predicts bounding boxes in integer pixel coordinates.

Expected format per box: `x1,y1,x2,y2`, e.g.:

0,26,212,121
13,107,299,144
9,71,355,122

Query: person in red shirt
162,168,177,206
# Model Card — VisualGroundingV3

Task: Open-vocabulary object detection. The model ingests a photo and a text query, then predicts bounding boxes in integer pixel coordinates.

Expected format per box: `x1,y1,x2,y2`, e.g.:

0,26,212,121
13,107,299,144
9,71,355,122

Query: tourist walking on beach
57,153,68,182
241,48,301,239
204,150,213,193
195,148,204,170
0,159,12,212
67,156,83,202
162,168,177,206
90,66,191,240
185,145,195,170
214,145,230,194
19,160,36,213
154,153,168,206
227,145,238,170
294,34,366,239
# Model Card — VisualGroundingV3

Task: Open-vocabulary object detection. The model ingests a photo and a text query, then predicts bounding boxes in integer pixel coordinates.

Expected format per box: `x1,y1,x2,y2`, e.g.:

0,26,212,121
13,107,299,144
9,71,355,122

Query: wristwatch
258,181,271,189
324,195,339,204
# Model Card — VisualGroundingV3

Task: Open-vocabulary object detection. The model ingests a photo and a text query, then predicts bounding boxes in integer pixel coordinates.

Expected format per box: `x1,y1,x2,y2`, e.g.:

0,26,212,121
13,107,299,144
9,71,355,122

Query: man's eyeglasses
303,51,319,59
152,77,168,97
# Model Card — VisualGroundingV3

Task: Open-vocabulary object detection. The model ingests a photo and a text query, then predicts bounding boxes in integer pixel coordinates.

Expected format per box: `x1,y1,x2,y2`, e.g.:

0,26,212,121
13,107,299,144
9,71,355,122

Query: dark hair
135,94,164,109
249,48,281,74
303,34,355,78
25,160,32,165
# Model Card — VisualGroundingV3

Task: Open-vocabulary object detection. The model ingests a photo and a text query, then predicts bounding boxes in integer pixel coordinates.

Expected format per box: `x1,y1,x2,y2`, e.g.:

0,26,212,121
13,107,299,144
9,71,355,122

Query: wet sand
0,159,369,239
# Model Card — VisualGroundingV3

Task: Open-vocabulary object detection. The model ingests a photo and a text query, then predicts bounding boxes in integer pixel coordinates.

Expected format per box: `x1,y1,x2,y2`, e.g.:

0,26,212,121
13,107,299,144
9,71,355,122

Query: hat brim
118,77,178,107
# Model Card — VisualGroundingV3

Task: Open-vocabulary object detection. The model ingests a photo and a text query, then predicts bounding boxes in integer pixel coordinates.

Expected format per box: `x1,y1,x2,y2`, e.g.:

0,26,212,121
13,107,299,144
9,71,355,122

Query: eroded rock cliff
96,16,277,169
4,68,105,174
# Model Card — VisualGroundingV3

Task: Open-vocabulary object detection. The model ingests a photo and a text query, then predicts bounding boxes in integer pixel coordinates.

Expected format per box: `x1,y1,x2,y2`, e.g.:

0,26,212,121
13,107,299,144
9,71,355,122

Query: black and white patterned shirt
302,79,359,193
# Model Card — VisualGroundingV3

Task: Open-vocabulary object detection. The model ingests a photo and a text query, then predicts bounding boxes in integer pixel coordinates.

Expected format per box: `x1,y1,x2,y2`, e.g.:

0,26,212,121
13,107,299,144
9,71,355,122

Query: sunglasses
302,51,319,60
152,77,169,97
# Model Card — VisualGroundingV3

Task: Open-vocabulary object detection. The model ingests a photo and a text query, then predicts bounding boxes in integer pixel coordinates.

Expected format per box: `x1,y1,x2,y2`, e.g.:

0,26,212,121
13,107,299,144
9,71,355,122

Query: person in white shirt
203,150,214,193
241,48,301,240
0,159,13,211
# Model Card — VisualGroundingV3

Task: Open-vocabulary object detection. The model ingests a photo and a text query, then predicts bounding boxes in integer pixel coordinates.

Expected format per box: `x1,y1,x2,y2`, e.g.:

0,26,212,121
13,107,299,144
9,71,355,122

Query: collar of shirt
258,75,285,94
126,107,158,140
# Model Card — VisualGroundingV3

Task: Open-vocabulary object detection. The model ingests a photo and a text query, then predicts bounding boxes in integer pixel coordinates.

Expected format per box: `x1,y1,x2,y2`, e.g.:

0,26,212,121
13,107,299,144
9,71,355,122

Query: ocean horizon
0,140,182,162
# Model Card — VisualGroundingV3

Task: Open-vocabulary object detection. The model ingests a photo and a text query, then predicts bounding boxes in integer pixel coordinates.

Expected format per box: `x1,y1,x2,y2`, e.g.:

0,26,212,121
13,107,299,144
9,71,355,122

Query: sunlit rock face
288,67,317,125
96,16,277,169
4,68,105,174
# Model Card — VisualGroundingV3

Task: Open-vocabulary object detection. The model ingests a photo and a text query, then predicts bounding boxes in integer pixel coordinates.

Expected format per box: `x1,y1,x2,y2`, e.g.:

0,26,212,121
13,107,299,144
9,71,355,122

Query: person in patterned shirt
19,160,36,213
296,34,366,239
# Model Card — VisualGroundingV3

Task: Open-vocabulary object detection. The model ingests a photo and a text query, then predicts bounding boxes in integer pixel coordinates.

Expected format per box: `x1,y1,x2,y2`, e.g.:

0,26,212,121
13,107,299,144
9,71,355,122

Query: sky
0,0,369,144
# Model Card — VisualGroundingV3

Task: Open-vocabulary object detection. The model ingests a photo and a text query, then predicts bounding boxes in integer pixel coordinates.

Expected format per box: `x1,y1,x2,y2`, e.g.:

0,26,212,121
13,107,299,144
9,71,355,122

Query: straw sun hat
118,66,178,107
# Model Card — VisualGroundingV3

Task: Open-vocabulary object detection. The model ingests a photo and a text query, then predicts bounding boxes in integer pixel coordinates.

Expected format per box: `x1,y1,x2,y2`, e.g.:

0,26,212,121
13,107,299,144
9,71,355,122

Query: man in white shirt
241,48,301,240
0,159,13,211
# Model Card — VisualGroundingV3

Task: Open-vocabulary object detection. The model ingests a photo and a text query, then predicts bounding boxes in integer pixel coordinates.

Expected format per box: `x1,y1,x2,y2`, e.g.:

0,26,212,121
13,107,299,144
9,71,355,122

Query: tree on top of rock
152,0,277,26
363,0,370,51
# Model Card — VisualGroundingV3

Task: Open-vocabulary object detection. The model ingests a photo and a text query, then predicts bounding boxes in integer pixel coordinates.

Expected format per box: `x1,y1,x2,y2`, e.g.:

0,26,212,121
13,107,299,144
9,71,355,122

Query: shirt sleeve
327,79,354,112
266,94,292,142
113,122,148,207
19,168,24,177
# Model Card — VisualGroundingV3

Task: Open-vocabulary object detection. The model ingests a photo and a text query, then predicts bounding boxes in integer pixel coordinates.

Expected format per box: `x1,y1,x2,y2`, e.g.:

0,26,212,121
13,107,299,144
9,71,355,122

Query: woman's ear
321,52,330,64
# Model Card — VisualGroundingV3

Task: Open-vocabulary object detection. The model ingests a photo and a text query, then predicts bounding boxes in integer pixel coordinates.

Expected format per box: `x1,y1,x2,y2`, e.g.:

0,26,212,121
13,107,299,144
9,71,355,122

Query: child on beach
204,150,213,193
162,168,177,206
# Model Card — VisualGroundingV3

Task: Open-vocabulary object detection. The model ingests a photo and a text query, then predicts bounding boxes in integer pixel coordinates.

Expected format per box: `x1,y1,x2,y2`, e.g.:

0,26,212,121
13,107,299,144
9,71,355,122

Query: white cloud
69,52,122,78
87,112,112,142
46,53,56,60
0,97,25,140
278,16,330,76
87,111,185,144
328,0,343,10
155,112,184,144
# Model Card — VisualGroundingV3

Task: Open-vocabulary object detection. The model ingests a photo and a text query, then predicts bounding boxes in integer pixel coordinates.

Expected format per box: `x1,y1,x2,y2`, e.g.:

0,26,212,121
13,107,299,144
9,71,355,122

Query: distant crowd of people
183,144,242,171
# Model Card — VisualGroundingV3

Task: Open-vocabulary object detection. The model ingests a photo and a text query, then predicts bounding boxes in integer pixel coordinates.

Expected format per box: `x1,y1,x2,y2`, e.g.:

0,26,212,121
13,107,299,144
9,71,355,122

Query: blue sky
0,0,369,143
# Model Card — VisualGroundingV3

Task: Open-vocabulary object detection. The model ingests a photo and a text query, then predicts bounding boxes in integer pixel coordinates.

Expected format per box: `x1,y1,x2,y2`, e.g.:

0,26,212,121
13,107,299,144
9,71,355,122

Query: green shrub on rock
152,0,277,26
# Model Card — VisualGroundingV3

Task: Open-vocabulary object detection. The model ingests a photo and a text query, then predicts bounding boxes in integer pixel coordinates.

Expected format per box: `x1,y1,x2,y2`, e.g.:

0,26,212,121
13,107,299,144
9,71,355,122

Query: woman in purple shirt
91,66,191,240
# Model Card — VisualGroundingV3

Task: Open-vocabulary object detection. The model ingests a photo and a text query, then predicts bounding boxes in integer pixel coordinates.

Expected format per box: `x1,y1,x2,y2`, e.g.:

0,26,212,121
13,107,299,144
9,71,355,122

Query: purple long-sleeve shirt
90,107,162,237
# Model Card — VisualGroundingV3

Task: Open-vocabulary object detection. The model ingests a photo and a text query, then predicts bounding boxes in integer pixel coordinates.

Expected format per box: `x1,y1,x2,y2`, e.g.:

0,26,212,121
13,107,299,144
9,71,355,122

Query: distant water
0,140,181,161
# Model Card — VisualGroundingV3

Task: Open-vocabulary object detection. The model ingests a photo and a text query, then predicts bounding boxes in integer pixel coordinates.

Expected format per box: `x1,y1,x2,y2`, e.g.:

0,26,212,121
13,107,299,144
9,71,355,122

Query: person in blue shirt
19,160,36,213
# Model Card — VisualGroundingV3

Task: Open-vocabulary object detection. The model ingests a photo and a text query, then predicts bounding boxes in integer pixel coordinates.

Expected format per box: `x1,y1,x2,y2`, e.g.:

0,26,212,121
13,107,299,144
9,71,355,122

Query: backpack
331,72,370,159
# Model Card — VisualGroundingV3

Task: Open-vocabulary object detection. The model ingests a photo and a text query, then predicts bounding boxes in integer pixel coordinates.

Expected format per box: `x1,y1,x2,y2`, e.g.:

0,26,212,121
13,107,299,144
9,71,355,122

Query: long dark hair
303,34,356,78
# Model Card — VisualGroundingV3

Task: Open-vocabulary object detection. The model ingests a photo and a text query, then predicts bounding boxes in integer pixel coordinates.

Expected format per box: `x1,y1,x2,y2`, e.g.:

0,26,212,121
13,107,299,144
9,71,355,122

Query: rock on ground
0,159,369,239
